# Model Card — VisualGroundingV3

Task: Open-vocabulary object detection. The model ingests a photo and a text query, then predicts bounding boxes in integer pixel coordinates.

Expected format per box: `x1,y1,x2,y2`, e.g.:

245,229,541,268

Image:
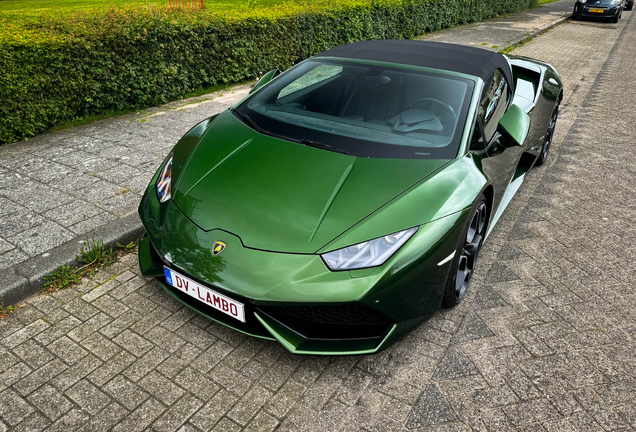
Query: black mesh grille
268,304,391,325
257,304,392,340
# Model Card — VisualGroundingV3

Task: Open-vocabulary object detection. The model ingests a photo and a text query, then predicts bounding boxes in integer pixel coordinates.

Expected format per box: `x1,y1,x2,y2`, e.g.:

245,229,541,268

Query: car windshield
235,59,475,159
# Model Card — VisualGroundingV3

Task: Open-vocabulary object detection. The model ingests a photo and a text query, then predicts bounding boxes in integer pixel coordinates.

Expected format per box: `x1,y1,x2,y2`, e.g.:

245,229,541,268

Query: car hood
172,112,450,253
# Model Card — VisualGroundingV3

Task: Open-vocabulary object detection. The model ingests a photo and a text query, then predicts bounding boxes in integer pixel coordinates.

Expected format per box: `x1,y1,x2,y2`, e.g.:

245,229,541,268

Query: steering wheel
408,98,457,133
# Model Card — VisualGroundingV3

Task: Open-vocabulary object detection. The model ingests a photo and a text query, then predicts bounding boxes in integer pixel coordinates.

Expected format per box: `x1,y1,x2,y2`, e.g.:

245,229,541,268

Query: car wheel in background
536,103,559,166
442,196,488,307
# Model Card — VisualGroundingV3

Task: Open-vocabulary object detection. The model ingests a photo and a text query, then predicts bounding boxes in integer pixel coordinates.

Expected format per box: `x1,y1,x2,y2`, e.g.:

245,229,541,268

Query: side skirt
486,152,538,239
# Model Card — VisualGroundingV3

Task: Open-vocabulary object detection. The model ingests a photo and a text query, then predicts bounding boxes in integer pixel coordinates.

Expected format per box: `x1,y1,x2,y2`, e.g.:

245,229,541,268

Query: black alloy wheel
442,198,487,307
536,104,559,166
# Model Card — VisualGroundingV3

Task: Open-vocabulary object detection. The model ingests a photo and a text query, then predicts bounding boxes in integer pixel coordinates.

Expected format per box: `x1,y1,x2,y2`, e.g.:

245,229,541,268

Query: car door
469,69,523,213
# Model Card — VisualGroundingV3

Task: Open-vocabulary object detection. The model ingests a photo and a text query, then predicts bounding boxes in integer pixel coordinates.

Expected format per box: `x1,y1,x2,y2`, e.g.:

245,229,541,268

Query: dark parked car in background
573,0,626,22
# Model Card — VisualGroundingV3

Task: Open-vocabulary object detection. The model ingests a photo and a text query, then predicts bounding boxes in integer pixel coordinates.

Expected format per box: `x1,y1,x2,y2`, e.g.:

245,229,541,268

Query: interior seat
340,72,403,123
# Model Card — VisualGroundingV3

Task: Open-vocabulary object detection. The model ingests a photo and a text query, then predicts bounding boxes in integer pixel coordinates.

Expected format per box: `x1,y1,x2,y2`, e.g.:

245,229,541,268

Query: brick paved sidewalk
1,11,635,432
0,86,251,304
417,0,575,50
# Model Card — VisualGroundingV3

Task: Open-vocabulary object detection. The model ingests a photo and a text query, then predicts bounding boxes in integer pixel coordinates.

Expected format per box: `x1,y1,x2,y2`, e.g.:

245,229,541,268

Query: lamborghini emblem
212,241,226,256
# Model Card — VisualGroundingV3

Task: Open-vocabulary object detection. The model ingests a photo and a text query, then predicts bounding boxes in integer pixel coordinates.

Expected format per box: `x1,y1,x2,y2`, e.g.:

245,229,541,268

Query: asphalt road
2,8,636,432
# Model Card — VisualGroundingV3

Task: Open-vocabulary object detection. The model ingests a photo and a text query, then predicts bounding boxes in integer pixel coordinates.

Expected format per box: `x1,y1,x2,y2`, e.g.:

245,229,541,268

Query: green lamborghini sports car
138,40,563,355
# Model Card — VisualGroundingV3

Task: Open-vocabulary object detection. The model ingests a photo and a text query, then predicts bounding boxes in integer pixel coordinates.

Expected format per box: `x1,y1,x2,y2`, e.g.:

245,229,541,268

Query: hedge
0,0,537,144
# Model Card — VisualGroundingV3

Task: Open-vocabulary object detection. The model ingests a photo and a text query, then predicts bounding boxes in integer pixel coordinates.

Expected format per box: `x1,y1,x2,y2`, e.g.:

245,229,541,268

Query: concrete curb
500,12,573,53
0,213,144,307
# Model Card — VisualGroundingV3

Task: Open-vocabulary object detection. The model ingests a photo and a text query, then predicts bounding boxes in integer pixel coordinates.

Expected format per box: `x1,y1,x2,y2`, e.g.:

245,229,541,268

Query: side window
479,69,509,141
278,65,343,99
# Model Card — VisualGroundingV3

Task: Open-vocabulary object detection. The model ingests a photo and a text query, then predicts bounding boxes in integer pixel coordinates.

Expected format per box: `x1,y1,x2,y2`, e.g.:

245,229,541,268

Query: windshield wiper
231,109,262,133
301,139,357,157
232,110,357,156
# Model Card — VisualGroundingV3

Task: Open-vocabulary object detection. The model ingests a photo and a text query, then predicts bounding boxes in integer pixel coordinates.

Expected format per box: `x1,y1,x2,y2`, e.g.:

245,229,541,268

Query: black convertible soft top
316,40,513,89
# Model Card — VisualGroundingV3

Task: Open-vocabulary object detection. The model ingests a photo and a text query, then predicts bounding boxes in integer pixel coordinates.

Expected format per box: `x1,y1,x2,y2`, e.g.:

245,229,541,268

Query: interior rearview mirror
497,104,530,147
250,69,280,94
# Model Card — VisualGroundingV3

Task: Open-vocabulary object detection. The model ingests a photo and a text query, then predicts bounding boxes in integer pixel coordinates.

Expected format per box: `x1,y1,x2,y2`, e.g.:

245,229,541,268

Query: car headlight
321,227,418,271
611,0,621,4
156,153,173,203
579,0,587,3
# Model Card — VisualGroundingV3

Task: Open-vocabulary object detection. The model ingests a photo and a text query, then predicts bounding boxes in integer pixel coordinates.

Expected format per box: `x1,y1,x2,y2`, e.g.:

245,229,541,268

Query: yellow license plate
588,8,604,12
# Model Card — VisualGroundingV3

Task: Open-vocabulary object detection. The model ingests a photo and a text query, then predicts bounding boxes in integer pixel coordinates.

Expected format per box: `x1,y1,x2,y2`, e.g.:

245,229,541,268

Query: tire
612,13,619,23
536,103,559,166
628,4,633,11
442,196,488,308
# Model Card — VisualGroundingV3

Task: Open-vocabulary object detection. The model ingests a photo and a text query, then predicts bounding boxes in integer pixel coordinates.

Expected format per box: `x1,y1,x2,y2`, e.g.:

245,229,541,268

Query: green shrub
0,0,537,144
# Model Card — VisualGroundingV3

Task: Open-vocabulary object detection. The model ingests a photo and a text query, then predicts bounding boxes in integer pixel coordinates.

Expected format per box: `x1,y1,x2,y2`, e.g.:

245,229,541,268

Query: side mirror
250,69,280,94
497,104,530,146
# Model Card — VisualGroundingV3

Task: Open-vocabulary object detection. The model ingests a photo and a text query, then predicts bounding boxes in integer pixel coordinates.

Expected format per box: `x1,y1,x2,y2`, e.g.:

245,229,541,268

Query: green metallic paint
498,104,531,147
320,156,485,252
138,186,466,322
172,112,449,254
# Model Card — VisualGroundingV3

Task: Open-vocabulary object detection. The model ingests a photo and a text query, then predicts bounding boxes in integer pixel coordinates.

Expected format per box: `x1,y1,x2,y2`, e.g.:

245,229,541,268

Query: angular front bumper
140,235,398,354
139,189,466,355
573,4,621,19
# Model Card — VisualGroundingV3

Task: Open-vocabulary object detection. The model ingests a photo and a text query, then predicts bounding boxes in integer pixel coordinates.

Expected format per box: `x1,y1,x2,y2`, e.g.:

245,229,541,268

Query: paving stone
112,329,154,357
0,206,43,238
50,354,101,391
79,331,122,361
174,367,220,401
66,379,111,415
485,262,521,283
102,375,149,411
156,343,201,378
227,385,272,426
12,359,67,396
91,295,130,318
432,346,479,381
46,408,90,432
61,298,100,322
140,371,185,405
26,384,73,421
12,340,53,369
87,350,136,387
11,411,50,432
2,320,49,349
77,401,129,432
502,399,560,426
123,346,170,383
0,388,35,426
211,418,242,432
189,389,238,431
405,384,456,429
47,200,103,227
151,394,203,432
46,336,89,365
8,222,74,258
81,279,120,304
112,398,166,432
68,312,113,342
244,412,279,432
